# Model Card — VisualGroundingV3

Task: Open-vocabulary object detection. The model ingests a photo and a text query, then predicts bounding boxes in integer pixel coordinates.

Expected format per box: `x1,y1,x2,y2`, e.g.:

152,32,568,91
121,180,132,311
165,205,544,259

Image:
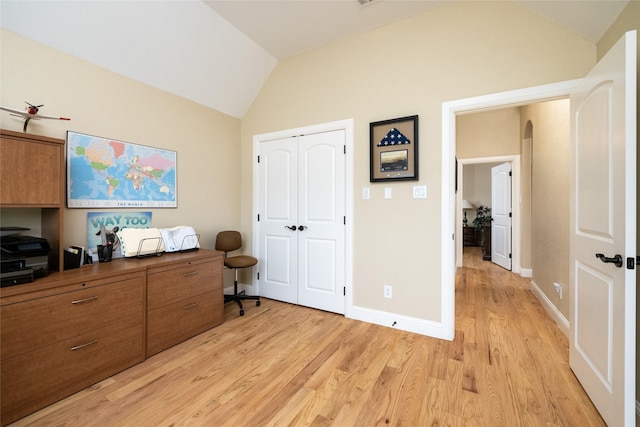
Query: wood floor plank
8,247,606,426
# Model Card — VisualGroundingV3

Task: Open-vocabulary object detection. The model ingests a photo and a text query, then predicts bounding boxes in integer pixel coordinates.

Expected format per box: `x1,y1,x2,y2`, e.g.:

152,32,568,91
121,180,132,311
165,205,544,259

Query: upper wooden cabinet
0,129,65,206
0,129,65,272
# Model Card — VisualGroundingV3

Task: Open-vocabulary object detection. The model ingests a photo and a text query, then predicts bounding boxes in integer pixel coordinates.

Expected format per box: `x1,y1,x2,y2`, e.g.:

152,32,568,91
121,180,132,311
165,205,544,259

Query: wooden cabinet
463,226,479,246
0,249,223,426
0,272,146,425
0,129,65,272
0,130,64,206
147,256,223,356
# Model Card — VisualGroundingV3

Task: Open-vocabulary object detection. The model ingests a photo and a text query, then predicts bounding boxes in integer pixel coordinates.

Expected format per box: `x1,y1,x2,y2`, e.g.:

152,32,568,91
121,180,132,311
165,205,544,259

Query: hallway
456,246,604,425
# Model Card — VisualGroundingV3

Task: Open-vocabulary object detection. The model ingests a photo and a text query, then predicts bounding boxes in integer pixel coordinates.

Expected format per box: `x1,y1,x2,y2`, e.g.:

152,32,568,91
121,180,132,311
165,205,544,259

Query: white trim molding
530,280,569,337
348,305,451,339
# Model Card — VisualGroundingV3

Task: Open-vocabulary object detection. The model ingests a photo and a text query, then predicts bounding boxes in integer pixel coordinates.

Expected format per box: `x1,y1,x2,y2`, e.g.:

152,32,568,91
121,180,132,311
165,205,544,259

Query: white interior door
257,129,346,314
491,162,512,270
257,136,298,304
297,131,346,313
569,30,636,427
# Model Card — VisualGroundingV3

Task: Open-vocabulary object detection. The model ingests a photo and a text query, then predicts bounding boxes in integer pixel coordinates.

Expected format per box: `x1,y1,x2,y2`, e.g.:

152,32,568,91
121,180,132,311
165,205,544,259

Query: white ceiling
205,0,629,60
0,1,629,119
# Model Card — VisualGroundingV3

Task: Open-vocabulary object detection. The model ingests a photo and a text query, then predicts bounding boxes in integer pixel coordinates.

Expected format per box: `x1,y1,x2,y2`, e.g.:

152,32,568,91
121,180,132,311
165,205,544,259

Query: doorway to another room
457,157,519,272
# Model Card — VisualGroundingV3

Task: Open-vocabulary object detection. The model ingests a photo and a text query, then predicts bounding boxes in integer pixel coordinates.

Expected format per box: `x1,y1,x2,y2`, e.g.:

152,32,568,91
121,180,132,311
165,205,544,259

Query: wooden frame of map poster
369,115,418,182
66,131,177,208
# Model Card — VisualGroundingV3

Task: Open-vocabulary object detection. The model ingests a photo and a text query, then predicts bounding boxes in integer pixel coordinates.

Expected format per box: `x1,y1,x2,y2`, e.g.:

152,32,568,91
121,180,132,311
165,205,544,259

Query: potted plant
472,205,492,229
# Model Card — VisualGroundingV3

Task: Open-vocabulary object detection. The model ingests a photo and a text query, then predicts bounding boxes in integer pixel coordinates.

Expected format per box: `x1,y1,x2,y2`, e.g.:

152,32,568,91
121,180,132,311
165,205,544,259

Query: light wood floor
10,247,605,426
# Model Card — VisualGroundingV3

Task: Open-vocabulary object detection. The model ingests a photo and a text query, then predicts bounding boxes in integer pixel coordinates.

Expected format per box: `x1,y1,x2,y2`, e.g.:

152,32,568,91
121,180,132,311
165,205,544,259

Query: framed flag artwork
369,115,418,182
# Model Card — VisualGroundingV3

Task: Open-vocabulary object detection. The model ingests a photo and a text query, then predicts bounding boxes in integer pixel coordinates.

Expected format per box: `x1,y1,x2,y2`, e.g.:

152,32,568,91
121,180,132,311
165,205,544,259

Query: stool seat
224,255,257,269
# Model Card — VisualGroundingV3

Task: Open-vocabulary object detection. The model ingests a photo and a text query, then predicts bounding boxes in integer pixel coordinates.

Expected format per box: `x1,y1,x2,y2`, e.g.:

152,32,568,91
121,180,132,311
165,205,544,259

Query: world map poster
67,131,177,208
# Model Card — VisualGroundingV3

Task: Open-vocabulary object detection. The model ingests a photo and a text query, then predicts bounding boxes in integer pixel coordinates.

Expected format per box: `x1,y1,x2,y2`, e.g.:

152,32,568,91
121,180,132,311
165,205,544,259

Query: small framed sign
370,115,418,182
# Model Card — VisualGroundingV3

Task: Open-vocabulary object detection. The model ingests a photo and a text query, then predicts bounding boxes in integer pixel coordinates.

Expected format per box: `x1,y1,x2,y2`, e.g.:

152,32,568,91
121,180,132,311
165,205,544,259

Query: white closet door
257,136,298,304
297,130,346,314
257,130,346,314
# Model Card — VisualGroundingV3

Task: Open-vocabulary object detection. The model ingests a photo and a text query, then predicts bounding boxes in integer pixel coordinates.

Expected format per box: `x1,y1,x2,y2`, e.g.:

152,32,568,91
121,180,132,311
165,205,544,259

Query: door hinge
257,155,260,163
257,214,260,222
509,171,512,176
509,212,512,217
344,216,346,225
509,253,512,259
343,287,346,296
344,145,346,155
257,272,260,280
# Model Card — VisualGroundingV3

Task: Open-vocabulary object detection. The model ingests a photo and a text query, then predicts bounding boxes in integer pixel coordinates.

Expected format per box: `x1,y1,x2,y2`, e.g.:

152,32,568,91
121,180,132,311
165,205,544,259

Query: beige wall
456,108,521,159
242,1,595,320
0,1,610,326
0,30,242,252
521,99,571,318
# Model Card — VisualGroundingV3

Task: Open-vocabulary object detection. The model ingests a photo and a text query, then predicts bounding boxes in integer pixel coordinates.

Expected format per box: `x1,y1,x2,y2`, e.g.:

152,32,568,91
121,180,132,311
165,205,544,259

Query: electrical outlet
553,282,563,299
362,187,370,199
413,185,427,198
384,285,392,299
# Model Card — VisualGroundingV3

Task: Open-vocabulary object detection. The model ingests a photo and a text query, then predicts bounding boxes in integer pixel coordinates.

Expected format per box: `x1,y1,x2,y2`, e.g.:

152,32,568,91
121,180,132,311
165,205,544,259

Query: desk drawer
147,258,221,310
147,290,222,356
1,316,144,425
1,276,145,360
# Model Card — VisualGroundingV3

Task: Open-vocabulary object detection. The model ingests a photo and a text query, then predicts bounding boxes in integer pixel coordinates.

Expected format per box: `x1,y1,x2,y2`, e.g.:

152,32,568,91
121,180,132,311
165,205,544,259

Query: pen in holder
97,243,113,262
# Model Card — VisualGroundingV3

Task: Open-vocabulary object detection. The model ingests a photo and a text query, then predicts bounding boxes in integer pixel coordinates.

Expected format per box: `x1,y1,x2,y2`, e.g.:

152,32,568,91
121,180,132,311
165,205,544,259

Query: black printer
1,235,51,287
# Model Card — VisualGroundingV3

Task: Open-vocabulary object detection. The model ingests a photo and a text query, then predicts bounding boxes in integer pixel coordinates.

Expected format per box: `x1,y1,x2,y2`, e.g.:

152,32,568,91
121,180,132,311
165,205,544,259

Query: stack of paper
160,226,199,252
117,228,165,257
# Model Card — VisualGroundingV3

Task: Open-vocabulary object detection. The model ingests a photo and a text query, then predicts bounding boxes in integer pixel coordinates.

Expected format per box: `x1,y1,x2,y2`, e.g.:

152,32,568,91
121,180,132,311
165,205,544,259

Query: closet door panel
257,137,298,304
297,130,346,313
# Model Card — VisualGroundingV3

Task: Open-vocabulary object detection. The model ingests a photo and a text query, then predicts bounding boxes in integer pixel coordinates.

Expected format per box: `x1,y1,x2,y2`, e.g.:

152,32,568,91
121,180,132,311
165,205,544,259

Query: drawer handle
70,339,98,351
183,271,198,277
183,302,199,310
71,296,98,305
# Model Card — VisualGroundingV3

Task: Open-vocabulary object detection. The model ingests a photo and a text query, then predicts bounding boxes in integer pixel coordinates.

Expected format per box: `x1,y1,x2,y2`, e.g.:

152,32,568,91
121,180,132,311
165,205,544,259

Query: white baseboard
530,280,569,337
346,305,453,340
520,267,532,278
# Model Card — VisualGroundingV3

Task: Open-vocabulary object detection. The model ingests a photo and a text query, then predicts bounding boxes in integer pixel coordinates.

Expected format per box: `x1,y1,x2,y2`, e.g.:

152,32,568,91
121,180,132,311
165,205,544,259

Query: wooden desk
0,249,223,426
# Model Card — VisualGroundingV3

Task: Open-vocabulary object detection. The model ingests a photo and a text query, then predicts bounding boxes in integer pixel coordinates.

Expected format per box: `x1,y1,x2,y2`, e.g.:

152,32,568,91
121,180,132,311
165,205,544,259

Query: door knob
284,225,297,230
298,225,307,231
595,253,623,268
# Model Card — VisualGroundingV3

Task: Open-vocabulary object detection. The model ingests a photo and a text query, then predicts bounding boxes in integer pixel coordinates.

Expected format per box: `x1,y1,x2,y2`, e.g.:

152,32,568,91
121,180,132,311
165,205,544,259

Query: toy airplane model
0,102,70,132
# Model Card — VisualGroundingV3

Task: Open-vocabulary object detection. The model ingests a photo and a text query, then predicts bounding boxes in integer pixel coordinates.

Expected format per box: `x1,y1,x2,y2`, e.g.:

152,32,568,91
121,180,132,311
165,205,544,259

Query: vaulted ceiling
0,1,629,118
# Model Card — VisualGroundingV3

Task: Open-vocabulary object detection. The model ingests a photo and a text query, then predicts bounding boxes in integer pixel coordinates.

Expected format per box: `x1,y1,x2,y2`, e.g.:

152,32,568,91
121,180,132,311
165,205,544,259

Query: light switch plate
413,185,427,198
384,187,392,199
362,187,370,199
